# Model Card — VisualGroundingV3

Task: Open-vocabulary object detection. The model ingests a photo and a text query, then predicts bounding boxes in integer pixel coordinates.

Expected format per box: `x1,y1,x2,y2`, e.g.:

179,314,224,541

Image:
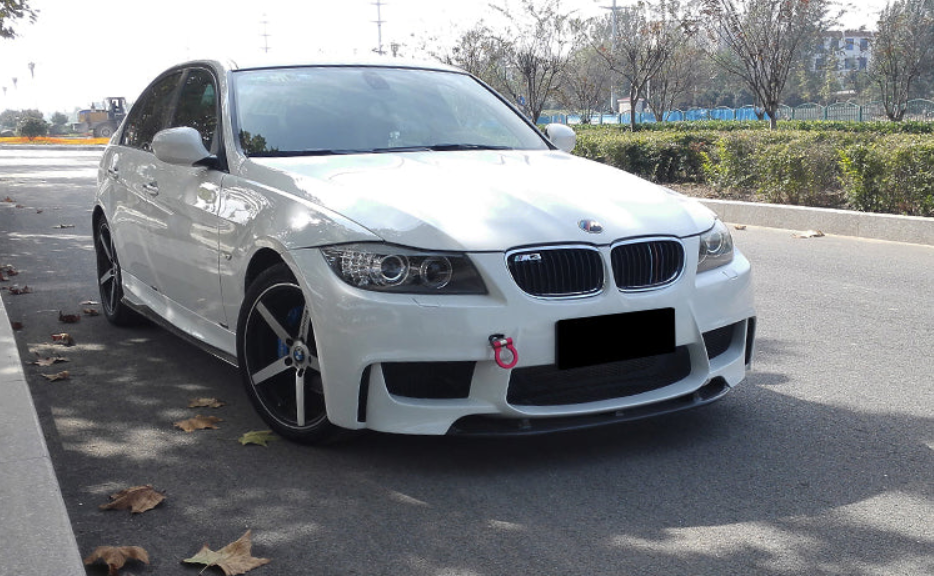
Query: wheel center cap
292,345,306,364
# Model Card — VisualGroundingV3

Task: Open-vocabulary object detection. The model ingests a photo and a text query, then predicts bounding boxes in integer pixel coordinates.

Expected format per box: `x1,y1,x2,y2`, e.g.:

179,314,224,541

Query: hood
248,150,716,252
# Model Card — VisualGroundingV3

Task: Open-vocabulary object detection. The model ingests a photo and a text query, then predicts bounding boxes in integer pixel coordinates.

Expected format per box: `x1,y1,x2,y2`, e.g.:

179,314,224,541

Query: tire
95,123,115,138
237,264,341,444
94,218,142,326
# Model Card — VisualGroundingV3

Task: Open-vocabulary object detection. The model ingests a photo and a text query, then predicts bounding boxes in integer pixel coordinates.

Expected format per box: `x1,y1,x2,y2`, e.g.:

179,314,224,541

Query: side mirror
152,127,215,167
544,123,576,153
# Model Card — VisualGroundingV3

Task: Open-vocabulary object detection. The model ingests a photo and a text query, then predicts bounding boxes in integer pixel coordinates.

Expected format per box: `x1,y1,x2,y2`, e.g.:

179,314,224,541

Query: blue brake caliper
276,306,303,358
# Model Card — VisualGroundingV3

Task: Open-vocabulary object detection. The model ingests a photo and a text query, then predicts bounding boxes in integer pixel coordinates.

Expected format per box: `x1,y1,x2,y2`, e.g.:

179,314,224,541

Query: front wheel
94,217,141,326
237,264,340,444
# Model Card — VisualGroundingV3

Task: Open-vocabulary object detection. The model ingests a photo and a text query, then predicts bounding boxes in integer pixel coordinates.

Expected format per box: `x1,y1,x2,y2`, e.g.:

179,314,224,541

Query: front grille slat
507,247,603,298
611,239,684,291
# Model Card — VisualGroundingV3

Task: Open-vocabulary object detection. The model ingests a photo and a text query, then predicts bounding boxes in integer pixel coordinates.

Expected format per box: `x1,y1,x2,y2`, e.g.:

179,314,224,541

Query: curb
0,144,106,151
0,299,86,575
700,199,934,246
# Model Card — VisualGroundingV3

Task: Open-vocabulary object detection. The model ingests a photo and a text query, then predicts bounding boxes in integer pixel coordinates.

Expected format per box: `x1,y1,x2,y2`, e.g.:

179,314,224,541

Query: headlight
322,244,487,294
697,219,734,273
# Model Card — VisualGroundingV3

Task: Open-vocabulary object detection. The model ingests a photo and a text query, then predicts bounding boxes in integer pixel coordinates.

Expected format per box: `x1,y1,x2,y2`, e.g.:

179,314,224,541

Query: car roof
175,57,464,75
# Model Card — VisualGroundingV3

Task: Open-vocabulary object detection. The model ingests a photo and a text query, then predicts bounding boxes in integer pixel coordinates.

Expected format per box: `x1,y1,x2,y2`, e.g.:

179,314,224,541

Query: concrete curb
0,300,85,575
700,199,934,246
0,144,106,151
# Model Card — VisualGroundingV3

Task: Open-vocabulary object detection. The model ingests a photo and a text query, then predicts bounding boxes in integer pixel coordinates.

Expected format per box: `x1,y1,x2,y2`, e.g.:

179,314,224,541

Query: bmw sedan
94,59,756,443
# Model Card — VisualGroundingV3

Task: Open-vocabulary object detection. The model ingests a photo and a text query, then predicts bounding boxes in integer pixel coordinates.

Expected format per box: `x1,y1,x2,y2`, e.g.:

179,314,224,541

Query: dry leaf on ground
32,355,69,367
734,224,747,230
183,530,270,575
1,265,18,276
59,310,81,323
189,397,226,409
41,370,70,382
83,545,150,575
2,197,13,203
99,485,166,514
174,414,223,432
84,308,100,316
8,285,31,295
50,332,75,346
11,321,23,330
793,229,825,239
239,430,277,447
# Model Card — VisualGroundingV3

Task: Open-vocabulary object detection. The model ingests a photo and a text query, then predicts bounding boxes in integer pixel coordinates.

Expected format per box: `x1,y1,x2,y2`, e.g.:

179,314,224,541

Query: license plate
556,308,675,370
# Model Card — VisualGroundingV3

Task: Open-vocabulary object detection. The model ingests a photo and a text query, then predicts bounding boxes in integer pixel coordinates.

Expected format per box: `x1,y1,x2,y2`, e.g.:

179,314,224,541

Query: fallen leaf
239,430,277,447
2,265,17,276
734,224,747,230
50,332,75,346
99,485,166,514
174,414,223,432
32,355,69,367
8,285,31,295
83,308,100,316
59,310,81,323
11,321,23,330
41,370,70,382
83,545,150,575
52,223,76,229
2,197,13,202
80,299,100,305
15,204,24,209
183,530,270,575
36,209,43,214
189,397,226,409
793,229,825,239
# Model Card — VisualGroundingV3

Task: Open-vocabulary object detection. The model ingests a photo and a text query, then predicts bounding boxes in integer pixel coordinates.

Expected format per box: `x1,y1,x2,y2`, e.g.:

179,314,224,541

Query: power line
260,16,272,54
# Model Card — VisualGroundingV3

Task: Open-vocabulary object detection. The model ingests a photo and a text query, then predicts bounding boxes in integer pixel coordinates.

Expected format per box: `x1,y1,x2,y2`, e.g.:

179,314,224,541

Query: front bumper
288,239,756,435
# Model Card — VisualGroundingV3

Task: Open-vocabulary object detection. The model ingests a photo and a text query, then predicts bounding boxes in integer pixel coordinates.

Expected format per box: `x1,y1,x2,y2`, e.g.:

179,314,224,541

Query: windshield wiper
368,144,514,153
250,149,371,157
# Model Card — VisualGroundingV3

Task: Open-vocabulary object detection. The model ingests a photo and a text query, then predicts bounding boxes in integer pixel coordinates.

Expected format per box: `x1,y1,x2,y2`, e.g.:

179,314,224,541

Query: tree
700,0,834,129
556,41,613,122
18,115,48,140
0,0,36,39
869,0,934,121
644,32,708,121
488,0,576,122
592,0,690,130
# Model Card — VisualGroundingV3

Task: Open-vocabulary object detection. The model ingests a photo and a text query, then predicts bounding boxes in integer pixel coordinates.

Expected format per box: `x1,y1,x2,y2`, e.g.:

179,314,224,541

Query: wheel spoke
99,268,114,287
256,301,293,343
100,236,114,263
295,369,306,426
251,356,292,386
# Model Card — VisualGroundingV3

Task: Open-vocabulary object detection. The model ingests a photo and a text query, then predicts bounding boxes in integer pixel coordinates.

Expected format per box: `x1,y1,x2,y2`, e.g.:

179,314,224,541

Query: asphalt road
1,147,932,576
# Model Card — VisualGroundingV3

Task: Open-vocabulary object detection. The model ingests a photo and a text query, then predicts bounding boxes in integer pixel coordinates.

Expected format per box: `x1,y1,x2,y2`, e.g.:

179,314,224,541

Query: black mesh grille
703,323,737,361
507,247,604,297
507,346,691,406
383,362,474,399
611,240,685,290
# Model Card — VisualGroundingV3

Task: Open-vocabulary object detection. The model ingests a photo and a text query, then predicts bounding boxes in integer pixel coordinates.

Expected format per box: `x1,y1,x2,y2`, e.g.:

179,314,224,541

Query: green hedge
573,127,934,217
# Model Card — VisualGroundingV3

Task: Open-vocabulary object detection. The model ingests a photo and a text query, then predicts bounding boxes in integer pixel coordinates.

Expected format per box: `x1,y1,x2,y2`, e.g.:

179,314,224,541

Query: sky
0,0,887,119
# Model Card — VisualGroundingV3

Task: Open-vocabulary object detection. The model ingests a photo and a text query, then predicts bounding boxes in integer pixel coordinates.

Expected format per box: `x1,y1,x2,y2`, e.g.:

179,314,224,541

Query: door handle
107,167,119,181
143,182,159,196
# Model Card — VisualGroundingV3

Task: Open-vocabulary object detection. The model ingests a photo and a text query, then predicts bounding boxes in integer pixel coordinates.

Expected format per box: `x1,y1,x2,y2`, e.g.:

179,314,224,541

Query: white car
94,59,756,443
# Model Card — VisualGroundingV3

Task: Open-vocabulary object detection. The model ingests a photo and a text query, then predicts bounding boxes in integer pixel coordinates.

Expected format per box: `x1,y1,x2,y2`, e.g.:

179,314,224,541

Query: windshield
231,66,550,157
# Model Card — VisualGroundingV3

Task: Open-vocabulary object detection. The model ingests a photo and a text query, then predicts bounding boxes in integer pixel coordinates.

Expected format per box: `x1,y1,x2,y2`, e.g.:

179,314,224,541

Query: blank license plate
556,308,675,370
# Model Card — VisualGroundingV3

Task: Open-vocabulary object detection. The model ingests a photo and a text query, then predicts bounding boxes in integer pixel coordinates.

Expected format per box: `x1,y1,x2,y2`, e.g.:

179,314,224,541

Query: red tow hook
489,334,519,370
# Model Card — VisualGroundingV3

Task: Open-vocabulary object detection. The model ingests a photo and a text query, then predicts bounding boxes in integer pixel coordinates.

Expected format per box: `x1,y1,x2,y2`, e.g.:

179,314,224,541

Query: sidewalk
0,198,931,576
0,298,85,575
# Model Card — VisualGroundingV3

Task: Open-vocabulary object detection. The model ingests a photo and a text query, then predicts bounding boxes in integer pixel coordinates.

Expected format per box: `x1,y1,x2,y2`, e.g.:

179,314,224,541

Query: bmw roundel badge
578,219,604,234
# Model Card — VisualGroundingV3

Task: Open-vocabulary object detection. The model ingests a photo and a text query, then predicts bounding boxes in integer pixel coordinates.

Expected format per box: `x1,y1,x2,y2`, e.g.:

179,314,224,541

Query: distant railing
538,99,934,125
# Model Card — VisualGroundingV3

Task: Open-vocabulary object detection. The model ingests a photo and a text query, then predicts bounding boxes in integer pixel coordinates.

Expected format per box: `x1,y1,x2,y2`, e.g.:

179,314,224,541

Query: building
813,30,874,74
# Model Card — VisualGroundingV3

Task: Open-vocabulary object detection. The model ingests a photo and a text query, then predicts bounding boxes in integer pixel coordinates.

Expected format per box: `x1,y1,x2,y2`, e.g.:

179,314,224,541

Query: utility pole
260,16,271,54
373,0,386,55
600,0,622,114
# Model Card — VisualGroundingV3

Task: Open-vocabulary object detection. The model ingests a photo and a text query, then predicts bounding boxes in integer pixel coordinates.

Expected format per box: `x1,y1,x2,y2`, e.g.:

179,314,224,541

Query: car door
143,67,230,342
104,70,183,300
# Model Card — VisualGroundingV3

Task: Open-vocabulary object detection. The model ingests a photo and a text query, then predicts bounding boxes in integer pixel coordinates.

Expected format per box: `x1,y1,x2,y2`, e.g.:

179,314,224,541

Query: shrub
18,116,50,140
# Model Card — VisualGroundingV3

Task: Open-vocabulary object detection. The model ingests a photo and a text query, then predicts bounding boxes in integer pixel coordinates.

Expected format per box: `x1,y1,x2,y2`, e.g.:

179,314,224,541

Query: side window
122,72,182,151
172,69,219,150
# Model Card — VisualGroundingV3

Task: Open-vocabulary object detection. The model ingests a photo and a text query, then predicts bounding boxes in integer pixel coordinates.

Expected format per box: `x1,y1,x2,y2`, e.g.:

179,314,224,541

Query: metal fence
538,99,934,125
